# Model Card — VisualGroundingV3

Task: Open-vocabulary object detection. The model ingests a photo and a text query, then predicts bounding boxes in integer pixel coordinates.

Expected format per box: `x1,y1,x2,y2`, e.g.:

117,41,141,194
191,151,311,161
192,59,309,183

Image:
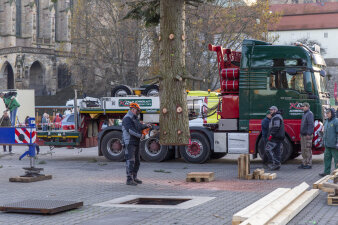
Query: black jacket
268,111,285,142
300,109,314,136
261,117,270,139
122,111,147,145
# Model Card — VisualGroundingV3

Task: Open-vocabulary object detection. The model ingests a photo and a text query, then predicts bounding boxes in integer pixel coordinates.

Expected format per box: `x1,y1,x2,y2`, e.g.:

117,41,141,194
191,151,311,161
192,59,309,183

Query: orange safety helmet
130,102,141,111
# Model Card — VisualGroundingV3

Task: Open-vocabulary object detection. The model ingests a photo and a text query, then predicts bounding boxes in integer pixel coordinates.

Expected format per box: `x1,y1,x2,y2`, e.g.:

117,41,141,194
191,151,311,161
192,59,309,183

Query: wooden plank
187,172,214,177
268,173,277,180
9,175,52,183
317,177,332,189
247,154,250,175
232,188,291,224
260,173,271,180
313,175,331,189
239,182,309,225
240,155,245,179
244,154,250,177
238,157,241,179
267,189,319,225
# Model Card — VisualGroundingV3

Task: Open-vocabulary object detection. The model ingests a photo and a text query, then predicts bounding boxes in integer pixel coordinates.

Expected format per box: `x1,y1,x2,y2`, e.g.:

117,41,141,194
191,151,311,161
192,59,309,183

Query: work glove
268,136,272,141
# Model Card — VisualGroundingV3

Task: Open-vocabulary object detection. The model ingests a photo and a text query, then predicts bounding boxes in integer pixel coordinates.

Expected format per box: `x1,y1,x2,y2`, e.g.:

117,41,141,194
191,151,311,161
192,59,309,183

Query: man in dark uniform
122,103,151,186
261,110,272,167
265,106,285,171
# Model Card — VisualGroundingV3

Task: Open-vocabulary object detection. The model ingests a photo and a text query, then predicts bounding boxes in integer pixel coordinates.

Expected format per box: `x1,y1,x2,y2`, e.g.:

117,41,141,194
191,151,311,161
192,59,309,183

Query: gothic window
16,0,21,36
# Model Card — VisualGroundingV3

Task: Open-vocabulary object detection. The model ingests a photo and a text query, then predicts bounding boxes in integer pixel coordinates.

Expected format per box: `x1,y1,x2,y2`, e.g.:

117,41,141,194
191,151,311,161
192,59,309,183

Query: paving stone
0,146,336,225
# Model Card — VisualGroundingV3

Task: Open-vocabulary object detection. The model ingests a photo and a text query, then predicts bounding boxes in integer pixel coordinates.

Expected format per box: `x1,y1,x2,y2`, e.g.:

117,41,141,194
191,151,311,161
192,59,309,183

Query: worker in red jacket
54,114,62,130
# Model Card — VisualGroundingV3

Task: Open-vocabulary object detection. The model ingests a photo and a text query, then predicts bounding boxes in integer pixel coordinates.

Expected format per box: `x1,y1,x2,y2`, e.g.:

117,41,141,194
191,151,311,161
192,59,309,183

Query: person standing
54,114,62,130
0,92,20,126
299,102,314,169
122,103,151,186
319,108,338,176
42,113,48,131
265,106,285,170
261,110,272,166
0,111,12,153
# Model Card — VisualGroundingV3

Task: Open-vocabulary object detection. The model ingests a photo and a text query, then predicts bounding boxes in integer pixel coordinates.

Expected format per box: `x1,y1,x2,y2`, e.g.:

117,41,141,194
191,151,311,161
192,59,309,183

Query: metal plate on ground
0,200,83,214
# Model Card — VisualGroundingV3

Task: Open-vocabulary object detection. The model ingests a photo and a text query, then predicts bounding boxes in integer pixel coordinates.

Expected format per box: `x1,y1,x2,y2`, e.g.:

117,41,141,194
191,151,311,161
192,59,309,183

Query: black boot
133,177,142,184
126,177,137,186
269,164,280,171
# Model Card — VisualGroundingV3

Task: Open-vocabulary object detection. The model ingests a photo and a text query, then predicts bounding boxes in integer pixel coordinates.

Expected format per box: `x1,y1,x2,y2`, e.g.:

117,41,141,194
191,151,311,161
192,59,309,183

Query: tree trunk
159,0,189,145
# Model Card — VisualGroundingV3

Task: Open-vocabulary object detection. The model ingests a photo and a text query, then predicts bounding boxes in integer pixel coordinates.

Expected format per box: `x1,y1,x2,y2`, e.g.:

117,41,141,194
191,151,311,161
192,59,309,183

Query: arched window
16,0,21,36
0,62,15,89
29,61,45,96
58,64,72,89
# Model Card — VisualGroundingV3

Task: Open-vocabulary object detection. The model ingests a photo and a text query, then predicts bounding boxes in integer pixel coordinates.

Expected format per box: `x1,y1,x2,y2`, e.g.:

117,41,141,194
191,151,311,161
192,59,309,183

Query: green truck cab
212,39,329,161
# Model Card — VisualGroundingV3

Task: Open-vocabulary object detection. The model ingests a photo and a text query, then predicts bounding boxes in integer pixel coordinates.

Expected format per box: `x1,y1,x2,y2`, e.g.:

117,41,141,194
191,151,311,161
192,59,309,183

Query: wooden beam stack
252,168,276,180
238,154,250,179
313,169,338,205
232,182,319,225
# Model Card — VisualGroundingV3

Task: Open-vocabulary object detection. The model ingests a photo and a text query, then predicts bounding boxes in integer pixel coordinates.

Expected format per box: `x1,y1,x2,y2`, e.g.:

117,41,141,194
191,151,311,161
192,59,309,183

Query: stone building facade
0,0,73,96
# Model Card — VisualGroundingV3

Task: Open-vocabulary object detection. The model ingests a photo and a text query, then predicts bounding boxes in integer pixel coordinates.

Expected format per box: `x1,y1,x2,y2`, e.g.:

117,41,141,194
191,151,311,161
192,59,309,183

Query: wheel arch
189,126,214,151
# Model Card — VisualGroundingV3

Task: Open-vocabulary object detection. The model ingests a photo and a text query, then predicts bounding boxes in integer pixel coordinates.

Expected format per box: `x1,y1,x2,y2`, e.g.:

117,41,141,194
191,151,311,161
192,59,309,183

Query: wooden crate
327,194,338,206
186,172,214,183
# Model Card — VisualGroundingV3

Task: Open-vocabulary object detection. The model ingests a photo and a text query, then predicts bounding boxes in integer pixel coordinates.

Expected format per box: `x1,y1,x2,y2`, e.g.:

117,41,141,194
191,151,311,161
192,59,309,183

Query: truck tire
210,152,227,159
142,84,159,97
140,136,172,162
111,85,133,97
289,152,300,160
180,132,211,163
258,137,293,164
101,131,125,161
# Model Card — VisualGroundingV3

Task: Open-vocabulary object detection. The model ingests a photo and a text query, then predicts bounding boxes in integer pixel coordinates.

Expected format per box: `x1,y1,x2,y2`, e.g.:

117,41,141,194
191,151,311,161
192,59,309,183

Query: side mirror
303,71,313,93
320,70,326,77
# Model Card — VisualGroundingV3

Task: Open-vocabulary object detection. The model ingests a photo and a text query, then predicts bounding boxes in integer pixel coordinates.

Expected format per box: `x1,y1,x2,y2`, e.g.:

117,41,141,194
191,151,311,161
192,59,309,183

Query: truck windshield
314,72,328,93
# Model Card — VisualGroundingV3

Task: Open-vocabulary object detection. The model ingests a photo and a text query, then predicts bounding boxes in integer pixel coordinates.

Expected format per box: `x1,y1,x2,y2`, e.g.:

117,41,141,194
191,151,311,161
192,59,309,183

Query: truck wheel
180,132,211,163
142,84,159,97
101,131,124,161
280,138,293,163
210,152,227,159
111,85,132,97
258,137,293,164
140,136,171,162
289,152,300,160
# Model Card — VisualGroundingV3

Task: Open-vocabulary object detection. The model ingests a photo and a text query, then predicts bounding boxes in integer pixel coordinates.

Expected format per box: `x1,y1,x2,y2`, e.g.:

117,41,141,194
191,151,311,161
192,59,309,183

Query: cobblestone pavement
0,146,337,225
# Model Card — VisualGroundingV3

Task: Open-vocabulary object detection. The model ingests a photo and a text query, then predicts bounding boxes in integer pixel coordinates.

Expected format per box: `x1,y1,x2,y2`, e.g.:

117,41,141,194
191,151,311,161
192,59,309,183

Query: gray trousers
125,144,140,179
301,135,313,166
